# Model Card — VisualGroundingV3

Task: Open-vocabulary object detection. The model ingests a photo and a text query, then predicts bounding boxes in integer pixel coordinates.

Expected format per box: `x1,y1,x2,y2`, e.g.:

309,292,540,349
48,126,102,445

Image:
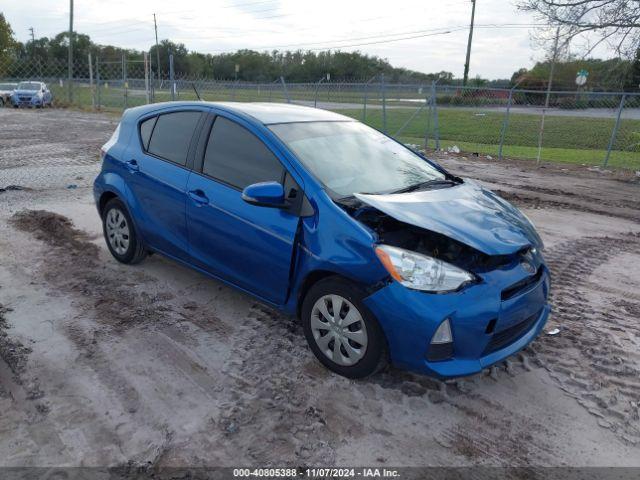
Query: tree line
1,12,637,89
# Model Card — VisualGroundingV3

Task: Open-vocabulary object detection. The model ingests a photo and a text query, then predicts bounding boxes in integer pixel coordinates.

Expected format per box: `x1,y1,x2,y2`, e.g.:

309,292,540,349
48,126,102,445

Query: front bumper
363,260,550,379
11,96,42,107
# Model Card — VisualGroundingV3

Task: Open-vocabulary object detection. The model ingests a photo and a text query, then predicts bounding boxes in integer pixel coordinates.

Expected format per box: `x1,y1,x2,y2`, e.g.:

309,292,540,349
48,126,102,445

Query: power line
182,23,544,53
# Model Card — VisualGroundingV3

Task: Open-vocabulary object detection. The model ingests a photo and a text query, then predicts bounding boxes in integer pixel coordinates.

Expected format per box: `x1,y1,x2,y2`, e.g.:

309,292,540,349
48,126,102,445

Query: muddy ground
0,108,639,469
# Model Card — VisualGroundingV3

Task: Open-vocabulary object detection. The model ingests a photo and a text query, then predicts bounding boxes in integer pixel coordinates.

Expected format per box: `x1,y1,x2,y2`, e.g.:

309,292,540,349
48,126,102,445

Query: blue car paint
355,180,543,256
94,101,550,378
11,82,53,107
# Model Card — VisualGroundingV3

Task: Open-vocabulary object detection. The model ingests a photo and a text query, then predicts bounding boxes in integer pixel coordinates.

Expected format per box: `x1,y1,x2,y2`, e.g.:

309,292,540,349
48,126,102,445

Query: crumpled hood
354,180,542,256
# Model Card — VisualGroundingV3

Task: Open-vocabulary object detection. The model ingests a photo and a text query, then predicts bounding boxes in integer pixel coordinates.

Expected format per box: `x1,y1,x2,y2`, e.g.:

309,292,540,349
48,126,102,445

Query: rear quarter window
139,116,157,150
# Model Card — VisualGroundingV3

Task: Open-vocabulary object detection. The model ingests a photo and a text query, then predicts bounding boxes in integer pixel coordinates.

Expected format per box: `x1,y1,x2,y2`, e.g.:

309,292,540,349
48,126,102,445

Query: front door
186,114,300,304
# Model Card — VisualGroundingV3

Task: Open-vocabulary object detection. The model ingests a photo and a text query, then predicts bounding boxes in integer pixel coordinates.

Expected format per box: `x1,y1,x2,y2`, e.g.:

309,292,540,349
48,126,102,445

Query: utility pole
68,0,74,103
28,27,35,58
153,14,161,81
462,0,476,87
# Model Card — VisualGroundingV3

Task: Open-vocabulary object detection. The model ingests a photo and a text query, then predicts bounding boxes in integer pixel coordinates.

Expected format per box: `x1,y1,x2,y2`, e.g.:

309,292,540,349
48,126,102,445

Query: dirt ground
1,108,639,469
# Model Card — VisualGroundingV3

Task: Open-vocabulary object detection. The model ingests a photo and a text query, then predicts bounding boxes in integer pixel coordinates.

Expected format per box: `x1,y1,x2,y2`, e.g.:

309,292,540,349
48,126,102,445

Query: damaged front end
338,191,533,282
335,187,550,378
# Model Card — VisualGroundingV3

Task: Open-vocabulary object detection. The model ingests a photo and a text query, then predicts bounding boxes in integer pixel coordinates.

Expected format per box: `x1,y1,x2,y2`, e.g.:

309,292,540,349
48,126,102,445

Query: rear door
186,114,301,304
126,109,205,262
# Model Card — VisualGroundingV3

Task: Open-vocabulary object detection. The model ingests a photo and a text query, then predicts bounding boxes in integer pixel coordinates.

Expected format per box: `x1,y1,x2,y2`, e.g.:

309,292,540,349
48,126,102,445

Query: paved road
296,100,640,120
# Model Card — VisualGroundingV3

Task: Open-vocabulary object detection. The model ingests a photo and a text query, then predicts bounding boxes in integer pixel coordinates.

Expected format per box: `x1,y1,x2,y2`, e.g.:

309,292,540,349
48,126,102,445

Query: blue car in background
94,102,550,379
11,81,53,108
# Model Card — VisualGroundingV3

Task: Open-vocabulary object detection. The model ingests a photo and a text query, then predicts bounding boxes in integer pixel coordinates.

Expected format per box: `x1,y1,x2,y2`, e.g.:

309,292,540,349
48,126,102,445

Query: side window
202,116,283,188
147,111,202,166
139,116,157,151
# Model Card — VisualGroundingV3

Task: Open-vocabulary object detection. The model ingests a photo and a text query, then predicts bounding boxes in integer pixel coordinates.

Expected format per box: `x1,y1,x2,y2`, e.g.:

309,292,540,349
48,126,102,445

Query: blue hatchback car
94,102,550,379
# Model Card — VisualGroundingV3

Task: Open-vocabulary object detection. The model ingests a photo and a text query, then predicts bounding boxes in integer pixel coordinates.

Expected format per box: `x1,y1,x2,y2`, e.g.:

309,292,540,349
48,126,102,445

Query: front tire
102,198,146,264
301,277,388,379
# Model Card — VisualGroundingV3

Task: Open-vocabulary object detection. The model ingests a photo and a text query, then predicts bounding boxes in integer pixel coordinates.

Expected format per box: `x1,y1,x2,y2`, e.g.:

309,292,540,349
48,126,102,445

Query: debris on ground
447,145,460,154
0,185,28,194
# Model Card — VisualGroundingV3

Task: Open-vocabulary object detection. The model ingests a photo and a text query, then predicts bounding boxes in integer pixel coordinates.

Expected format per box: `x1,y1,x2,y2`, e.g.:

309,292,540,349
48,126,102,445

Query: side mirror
241,181,286,208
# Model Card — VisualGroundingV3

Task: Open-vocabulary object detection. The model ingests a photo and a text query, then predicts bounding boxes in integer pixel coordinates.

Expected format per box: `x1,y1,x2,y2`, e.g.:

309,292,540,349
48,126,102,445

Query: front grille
19,96,31,101
501,267,543,301
483,309,541,355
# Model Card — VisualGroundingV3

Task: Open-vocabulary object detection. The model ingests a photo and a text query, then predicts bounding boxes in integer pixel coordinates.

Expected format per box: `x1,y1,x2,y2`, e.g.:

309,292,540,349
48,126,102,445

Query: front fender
283,191,389,315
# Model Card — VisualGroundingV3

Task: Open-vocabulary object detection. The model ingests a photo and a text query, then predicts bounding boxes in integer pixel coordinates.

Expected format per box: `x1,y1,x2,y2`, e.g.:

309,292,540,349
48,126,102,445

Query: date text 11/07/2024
233,468,401,478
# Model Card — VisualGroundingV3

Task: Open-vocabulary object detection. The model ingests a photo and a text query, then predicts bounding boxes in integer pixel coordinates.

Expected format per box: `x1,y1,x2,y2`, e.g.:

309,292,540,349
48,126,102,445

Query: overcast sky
3,0,614,79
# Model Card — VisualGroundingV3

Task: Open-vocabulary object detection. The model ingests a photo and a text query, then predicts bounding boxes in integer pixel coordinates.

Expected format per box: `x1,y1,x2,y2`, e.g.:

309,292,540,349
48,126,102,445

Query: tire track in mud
216,304,337,465
530,234,640,444
7,210,217,464
9,209,640,465
493,189,640,222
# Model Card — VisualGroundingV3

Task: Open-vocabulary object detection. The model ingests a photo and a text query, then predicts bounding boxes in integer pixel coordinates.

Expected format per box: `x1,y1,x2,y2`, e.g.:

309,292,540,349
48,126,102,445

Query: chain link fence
2,57,639,170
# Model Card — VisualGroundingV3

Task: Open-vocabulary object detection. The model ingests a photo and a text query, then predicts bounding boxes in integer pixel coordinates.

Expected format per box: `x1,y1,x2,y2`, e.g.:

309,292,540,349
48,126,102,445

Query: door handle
188,189,209,206
125,159,139,172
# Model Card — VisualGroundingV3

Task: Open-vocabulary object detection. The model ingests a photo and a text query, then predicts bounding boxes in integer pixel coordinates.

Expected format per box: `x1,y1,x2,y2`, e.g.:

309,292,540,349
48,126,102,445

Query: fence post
169,54,175,100
122,53,128,109
314,76,325,108
431,81,440,150
604,94,626,168
96,57,101,110
381,74,387,134
88,53,95,110
280,76,291,103
424,93,432,150
498,89,514,161
144,52,150,104
362,81,368,122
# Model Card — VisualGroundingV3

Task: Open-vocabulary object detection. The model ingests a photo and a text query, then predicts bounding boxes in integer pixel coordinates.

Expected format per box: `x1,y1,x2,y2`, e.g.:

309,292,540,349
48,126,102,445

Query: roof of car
127,101,354,125
213,102,353,124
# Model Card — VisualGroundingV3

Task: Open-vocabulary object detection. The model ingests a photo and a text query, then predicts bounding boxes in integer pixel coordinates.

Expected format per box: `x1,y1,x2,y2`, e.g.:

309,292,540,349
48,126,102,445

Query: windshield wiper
390,178,459,194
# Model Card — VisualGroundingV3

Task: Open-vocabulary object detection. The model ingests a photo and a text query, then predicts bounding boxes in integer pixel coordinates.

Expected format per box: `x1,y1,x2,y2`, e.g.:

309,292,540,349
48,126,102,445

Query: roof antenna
191,82,203,101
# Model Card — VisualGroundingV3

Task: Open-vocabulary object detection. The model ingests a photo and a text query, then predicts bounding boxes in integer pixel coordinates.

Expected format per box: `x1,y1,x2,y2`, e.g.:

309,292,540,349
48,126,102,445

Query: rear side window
147,111,201,166
203,116,283,188
139,116,157,150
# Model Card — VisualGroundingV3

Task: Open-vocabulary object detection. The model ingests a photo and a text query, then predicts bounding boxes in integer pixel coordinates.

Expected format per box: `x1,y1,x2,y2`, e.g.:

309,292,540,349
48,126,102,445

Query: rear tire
102,198,146,264
301,276,388,379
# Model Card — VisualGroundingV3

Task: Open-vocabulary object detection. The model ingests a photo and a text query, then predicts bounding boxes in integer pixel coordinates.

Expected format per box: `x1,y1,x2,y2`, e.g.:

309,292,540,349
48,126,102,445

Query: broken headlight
375,244,475,292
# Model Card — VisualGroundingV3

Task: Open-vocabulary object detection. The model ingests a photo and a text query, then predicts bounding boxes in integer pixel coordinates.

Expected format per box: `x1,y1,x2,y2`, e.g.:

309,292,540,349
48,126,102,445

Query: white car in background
0,82,17,107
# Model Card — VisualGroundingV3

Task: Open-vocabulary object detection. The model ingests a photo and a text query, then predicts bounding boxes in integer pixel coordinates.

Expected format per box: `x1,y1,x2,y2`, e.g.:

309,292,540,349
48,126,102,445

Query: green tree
0,13,17,67
149,40,189,78
624,48,640,92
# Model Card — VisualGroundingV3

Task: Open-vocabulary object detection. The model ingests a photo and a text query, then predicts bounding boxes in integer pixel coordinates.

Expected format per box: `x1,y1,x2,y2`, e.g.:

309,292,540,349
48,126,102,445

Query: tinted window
147,111,201,166
140,116,157,150
203,116,283,188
